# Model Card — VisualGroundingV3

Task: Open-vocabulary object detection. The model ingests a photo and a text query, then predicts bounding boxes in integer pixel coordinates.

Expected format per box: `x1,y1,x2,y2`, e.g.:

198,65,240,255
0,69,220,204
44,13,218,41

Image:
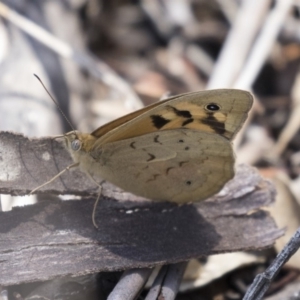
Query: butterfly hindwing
93,129,234,204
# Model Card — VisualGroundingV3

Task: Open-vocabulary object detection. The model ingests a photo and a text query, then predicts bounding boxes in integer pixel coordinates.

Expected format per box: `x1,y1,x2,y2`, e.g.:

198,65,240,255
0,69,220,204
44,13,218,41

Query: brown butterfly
56,89,253,204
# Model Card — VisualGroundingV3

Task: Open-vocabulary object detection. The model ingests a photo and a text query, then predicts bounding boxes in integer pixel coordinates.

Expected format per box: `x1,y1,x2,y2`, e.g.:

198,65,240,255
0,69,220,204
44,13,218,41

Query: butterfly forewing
93,89,253,147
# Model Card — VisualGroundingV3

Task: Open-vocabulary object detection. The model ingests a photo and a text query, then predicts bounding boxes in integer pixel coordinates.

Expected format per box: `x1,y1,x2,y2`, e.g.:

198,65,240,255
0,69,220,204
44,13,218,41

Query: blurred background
1,0,300,299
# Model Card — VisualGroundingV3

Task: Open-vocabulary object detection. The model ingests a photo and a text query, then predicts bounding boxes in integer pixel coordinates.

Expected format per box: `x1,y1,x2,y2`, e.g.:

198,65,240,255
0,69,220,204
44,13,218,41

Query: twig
186,44,214,77
157,262,188,300
243,227,300,300
207,0,271,89
145,266,168,300
0,2,143,110
273,74,300,156
107,268,153,300
273,103,300,157
234,0,294,89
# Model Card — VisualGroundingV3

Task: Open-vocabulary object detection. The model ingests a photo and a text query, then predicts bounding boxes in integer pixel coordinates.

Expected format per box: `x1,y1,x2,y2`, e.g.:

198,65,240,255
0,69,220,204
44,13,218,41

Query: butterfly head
63,131,98,162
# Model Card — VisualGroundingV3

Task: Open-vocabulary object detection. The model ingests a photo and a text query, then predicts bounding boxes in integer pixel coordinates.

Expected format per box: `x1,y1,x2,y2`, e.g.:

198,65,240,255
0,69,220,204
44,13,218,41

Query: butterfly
59,89,253,204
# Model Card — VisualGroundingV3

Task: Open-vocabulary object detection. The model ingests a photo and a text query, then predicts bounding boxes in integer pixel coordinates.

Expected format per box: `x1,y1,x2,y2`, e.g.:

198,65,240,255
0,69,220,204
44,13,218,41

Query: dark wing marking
201,112,226,135
150,115,170,129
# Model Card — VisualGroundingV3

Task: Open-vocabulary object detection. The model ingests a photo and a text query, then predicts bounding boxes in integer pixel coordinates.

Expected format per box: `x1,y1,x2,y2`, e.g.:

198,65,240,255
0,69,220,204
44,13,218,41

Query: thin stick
234,0,294,89
158,262,188,300
107,268,153,300
243,227,300,300
30,162,79,194
207,0,270,89
145,266,168,300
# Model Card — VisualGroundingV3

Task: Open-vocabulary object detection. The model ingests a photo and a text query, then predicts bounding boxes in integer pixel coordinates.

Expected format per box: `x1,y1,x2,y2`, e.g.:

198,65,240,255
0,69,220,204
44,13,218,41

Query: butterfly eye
205,103,220,111
71,139,81,151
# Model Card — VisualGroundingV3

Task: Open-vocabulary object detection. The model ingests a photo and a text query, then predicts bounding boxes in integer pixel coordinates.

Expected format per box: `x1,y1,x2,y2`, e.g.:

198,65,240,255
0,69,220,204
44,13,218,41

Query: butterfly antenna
34,74,76,134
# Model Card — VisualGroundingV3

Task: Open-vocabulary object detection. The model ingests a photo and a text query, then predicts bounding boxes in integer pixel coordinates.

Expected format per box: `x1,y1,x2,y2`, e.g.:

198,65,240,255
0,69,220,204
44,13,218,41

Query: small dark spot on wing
154,135,162,144
147,174,160,182
179,161,188,167
186,180,192,186
147,153,156,162
130,142,136,149
166,167,175,174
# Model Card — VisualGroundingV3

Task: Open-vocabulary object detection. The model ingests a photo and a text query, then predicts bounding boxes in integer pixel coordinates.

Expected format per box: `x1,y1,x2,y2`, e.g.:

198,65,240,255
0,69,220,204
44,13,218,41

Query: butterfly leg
85,171,102,188
92,186,102,229
85,171,104,229
30,162,79,194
